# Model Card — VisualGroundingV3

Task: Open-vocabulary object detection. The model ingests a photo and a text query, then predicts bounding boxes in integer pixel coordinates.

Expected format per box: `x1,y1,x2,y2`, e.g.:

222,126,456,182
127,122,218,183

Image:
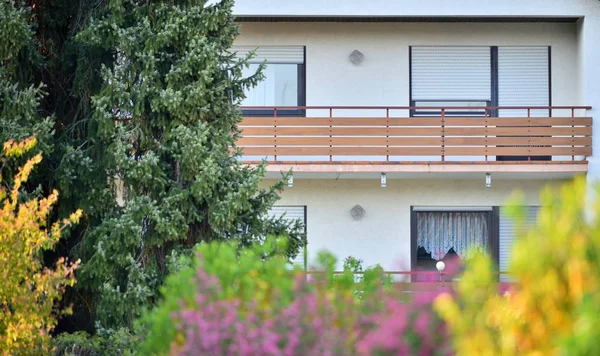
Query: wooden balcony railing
238,106,592,163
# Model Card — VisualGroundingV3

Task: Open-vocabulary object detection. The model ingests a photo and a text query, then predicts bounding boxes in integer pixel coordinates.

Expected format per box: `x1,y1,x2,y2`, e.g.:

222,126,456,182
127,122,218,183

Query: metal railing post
485,108,488,162
386,108,390,162
329,107,333,162
572,107,575,161
274,108,277,162
527,108,531,162
441,108,445,162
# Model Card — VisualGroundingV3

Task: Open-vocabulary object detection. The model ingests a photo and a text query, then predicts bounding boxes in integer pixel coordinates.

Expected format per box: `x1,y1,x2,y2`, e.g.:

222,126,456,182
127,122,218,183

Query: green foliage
0,0,52,162
140,238,448,355
140,239,304,355
339,256,393,300
66,0,304,332
0,0,302,337
53,329,140,356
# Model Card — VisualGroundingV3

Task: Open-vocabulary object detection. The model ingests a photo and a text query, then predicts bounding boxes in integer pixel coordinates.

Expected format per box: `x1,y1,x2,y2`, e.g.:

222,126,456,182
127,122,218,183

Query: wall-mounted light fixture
349,49,364,66
288,174,294,188
436,261,446,285
485,173,491,188
381,173,387,188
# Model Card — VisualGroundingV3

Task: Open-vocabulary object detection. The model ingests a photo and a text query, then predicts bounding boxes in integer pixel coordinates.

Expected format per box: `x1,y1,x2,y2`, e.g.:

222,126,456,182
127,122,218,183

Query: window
410,46,492,117
233,45,305,117
411,209,497,280
267,205,307,270
410,45,551,161
409,46,550,118
499,206,540,281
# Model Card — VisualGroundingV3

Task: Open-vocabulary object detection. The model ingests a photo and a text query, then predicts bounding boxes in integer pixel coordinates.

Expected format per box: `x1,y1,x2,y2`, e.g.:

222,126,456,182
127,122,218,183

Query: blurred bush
435,177,600,355
140,239,449,355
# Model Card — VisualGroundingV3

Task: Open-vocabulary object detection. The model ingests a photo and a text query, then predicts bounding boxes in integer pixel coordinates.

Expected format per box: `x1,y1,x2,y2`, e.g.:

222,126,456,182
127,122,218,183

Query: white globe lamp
436,261,446,284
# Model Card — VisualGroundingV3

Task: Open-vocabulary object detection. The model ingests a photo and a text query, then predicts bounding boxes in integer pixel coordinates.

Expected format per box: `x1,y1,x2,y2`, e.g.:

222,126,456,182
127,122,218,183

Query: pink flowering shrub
140,239,451,355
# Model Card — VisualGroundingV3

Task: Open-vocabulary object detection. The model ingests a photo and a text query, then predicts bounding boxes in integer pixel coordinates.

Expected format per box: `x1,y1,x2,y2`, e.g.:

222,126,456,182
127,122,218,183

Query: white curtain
241,63,298,107
417,212,488,260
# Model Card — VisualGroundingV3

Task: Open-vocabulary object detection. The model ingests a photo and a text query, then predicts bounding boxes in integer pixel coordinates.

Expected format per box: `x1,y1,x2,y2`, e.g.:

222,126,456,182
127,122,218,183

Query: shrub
0,138,82,354
339,256,393,300
141,239,450,355
434,177,600,355
52,329,141,356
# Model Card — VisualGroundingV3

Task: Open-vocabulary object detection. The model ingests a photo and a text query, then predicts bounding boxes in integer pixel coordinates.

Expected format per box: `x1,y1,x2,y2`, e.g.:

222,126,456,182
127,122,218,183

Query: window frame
410,206,500,274
241,47,306,118
409,45,552,161
268,205,308,270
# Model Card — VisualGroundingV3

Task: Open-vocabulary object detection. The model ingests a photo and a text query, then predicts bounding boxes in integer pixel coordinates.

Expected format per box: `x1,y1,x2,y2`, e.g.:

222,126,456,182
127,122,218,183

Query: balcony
238,106,592,176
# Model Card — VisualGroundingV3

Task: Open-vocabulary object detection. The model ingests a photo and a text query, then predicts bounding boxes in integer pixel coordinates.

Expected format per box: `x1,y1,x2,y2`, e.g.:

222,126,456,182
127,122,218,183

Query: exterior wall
236,22,580,110
233,0,600,185
263,178,565,271
233,0,595,18
236,22,582,162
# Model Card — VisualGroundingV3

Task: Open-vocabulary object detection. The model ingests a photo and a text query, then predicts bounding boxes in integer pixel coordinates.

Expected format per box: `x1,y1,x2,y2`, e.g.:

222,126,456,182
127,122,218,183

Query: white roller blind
498,47,549,117
268,206,306,269
232,45,304,64
499,206,540,282
411,46,491,101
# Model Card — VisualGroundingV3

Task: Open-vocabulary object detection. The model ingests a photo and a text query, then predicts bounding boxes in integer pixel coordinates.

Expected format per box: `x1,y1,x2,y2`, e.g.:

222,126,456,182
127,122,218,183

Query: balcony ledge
248,160,588,175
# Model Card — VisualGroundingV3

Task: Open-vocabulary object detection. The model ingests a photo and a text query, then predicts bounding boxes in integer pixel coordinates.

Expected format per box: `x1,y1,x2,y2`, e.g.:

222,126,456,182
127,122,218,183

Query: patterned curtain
416,212,488,260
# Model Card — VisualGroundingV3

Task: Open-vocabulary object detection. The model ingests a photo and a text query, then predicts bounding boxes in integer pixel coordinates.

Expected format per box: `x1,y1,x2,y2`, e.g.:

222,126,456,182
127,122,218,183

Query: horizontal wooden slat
237,137,277,146
330,147,388,155
387,147,443,156
240,147,447,156
239,137,444,147
331,137,385,146
445,147,592,156
240,146,592,157
240,137,331,146
239,117,277,126
239,147,276,155
240,127,277,135
387,128,442,136
330,127,386,136
444,136,592,147
333,147,442,156
276,147,332,155
240,147,331,156
387,137,443,146
444,127,592,136
387,118,442,127
444,117,592,127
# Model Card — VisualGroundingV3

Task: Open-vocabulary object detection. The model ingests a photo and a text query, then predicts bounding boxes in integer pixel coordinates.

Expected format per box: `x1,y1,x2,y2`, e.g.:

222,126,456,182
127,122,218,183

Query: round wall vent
350,204,366,220
349,50,364,65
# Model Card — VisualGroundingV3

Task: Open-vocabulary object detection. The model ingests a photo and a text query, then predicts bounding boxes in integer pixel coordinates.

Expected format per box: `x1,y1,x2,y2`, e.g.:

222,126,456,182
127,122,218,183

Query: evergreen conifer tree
75,0,304,330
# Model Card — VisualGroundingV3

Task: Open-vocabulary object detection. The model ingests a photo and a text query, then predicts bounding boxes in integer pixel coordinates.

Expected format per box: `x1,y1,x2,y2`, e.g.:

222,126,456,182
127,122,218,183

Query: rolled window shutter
499,206,540,282
268,206,307,269
232,45,304,64
498,46,549,117
411,46,491,101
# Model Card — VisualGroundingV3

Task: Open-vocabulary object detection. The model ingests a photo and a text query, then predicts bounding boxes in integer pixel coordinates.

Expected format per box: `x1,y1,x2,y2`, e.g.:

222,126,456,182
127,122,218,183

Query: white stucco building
232,0,599,276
